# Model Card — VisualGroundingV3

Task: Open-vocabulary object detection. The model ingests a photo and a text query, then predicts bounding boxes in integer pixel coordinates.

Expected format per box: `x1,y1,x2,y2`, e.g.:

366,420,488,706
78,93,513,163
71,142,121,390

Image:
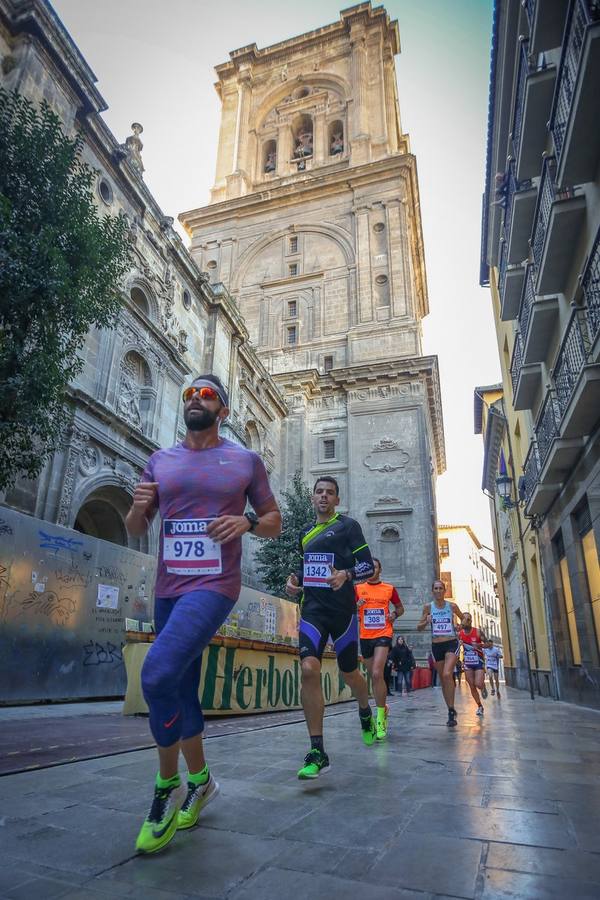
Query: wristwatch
244,511,259,532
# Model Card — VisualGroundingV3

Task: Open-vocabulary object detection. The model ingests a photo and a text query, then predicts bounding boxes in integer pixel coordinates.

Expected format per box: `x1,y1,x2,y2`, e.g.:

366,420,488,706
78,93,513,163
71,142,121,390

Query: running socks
188,764,210,787
310,735,325,753
156,772,181,790
359,705,372,721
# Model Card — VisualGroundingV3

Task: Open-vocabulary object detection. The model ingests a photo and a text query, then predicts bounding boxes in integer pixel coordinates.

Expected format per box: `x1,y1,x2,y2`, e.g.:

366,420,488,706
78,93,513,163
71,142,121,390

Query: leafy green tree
0,89,131,491
255,470,314,597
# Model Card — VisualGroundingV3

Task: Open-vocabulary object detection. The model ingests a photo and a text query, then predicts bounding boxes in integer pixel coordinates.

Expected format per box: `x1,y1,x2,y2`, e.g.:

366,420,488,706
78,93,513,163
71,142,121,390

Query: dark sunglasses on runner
182,385,220,404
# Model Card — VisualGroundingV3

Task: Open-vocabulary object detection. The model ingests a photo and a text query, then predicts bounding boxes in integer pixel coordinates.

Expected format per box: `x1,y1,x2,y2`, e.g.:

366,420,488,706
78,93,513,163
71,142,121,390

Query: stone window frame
286,324,298,346
97,176,113,206
286,299,298,319
116,348,157,438
323,355,334,373
317,433,340,465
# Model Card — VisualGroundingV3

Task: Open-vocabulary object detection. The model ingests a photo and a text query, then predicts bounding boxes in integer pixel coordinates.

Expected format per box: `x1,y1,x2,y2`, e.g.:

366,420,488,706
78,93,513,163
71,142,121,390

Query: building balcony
535,389,584,480
512,40,557,182
503,161,537,264
527,0,570,56
523,440,561,516
531,157,586,295
553,310,600,439
550,0,600,188
510,331,543,410
582,228,600,362
518,264,559,363
499,241,526,320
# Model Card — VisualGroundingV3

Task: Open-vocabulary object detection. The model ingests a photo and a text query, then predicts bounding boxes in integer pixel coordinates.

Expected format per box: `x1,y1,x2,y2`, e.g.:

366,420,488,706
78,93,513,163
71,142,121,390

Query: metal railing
536,391,562,467
522,441,541,504
503,160,533,246
510,331,525,396
512,40,530,156
553,311,588,416
550,0,600,166
498,239,508,298
518,264,536,339
531,157,556,270
523,0,536,28
582,228,600,345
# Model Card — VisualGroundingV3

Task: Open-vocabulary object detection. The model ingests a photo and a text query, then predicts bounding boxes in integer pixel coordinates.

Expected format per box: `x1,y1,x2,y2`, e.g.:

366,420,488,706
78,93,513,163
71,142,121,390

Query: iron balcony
499,239,527,320
530,156,586,295
510,329,542,410
517,263,559,364
512,39,557,182
503,160,537,265
549,0,600,188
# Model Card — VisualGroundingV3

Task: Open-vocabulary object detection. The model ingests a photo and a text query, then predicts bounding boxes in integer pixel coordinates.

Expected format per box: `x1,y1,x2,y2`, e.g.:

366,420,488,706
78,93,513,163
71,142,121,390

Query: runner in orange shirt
356,559,404,741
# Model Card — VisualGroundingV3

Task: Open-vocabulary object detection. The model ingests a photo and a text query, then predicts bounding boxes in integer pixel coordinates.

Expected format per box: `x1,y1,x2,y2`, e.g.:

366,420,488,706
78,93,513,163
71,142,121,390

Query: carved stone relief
363,437,410,473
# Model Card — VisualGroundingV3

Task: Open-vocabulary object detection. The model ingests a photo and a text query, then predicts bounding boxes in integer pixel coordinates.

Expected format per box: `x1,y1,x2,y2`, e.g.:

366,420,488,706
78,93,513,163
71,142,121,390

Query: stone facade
0,0,286,565
180,3,445,642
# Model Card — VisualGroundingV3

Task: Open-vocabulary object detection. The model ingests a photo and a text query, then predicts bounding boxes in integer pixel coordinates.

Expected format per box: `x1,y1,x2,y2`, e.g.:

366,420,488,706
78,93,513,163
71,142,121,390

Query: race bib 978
163,519,222,575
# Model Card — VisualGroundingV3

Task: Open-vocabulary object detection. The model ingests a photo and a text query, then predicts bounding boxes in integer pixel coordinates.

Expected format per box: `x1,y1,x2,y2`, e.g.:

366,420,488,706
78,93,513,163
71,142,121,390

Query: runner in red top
458,613,492,718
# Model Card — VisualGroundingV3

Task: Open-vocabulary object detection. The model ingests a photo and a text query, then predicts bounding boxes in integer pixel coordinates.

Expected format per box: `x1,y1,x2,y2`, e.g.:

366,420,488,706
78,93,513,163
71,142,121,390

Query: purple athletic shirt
141,438,275,601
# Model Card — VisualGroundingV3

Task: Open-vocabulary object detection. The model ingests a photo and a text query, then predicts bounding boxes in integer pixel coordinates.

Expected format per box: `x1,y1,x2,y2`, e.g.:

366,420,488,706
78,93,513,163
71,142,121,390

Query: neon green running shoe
376,705,389,741
360,713,377,747
297,749,330,779
135,783,183,854
177,774,219,830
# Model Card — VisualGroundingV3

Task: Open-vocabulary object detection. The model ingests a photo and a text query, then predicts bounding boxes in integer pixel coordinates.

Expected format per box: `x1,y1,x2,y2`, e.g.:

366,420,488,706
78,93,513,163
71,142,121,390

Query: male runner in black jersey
286,476,376,779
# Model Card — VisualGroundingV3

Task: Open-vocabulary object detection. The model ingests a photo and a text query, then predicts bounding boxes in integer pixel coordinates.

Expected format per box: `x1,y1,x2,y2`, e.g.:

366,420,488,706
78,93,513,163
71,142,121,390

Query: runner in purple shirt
125,374,281,855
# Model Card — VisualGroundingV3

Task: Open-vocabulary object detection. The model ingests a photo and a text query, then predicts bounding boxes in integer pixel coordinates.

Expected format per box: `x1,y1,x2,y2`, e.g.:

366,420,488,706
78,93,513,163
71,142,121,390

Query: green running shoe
360,714,377,747
135,782,183,854
177,774,219,830
297,749,330,779
376,705,389,741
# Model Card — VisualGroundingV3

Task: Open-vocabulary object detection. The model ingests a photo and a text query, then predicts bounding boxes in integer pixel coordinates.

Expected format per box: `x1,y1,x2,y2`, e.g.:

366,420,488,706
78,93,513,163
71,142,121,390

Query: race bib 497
163,519,222,576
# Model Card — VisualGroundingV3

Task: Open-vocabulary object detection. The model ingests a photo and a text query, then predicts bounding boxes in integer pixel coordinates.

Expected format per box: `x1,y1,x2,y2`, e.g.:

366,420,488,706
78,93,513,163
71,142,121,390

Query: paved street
1,686,600,899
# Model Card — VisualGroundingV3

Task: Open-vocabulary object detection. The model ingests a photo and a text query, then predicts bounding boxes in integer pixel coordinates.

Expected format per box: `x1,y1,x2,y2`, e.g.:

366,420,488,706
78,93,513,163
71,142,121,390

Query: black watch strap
244,512,259,532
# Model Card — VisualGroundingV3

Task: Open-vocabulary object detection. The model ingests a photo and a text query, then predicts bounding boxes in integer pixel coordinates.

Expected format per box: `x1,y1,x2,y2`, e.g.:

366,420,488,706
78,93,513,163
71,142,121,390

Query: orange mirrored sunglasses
182,385,220,403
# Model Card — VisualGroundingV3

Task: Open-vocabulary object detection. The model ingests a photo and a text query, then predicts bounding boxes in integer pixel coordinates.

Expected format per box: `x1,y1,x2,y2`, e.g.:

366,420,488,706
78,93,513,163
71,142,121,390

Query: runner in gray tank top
417,580,464,727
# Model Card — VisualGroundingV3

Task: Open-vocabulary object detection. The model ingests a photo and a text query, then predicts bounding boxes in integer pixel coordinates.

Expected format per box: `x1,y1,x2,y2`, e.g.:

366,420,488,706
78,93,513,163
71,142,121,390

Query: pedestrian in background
392,636,415,695
384,649,395,696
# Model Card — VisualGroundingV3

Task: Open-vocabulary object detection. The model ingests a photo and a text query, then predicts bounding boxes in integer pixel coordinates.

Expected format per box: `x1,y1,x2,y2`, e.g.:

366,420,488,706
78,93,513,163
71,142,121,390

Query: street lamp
496,473,515,508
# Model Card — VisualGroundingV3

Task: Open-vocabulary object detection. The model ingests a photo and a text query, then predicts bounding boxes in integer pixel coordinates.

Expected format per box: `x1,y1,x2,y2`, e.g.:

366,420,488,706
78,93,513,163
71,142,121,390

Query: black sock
310,735,324,753
359,705,372,720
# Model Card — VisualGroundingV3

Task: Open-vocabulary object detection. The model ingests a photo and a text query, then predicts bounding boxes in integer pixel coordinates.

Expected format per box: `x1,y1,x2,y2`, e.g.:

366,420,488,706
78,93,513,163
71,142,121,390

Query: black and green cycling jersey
294,513,374,614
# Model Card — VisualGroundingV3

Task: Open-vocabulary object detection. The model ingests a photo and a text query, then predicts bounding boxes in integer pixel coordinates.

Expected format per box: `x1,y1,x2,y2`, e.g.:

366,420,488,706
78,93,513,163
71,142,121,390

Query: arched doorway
74,485,133,548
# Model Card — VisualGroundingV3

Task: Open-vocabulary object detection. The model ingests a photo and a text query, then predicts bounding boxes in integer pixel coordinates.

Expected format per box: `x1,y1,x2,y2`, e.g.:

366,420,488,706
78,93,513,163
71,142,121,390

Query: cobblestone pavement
1,686,600,899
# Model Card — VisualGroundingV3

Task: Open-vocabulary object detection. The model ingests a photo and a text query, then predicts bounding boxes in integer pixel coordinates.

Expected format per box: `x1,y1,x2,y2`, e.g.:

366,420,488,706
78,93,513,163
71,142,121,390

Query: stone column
385,200,407,318
355,205,373,323
313,109,327,165
350,26,370,165
384,53,399,154
233,72,251,174
350,29,369,138
277,120,293,176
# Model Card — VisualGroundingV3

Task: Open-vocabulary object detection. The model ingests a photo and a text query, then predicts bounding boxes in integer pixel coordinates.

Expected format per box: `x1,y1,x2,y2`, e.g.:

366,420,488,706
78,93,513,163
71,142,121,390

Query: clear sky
52,0,499,545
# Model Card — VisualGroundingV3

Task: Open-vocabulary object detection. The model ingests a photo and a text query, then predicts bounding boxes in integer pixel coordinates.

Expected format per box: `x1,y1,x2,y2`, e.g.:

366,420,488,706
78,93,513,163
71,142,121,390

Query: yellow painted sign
123,640,369,716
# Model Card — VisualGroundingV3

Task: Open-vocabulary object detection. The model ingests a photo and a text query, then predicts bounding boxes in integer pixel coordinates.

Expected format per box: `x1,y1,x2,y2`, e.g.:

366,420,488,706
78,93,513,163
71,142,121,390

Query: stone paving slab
1,687,600,898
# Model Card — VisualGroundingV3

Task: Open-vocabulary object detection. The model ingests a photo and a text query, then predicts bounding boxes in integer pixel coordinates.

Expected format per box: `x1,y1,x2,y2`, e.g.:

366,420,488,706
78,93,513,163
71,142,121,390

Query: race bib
363,608,386,629
163,519,222,576
303,552,334,589
432,618,453,636
463,645,480,665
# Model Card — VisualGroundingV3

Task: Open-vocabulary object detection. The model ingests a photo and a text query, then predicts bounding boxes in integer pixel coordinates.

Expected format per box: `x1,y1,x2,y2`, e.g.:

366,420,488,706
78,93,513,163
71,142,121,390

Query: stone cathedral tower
180,2,445,631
